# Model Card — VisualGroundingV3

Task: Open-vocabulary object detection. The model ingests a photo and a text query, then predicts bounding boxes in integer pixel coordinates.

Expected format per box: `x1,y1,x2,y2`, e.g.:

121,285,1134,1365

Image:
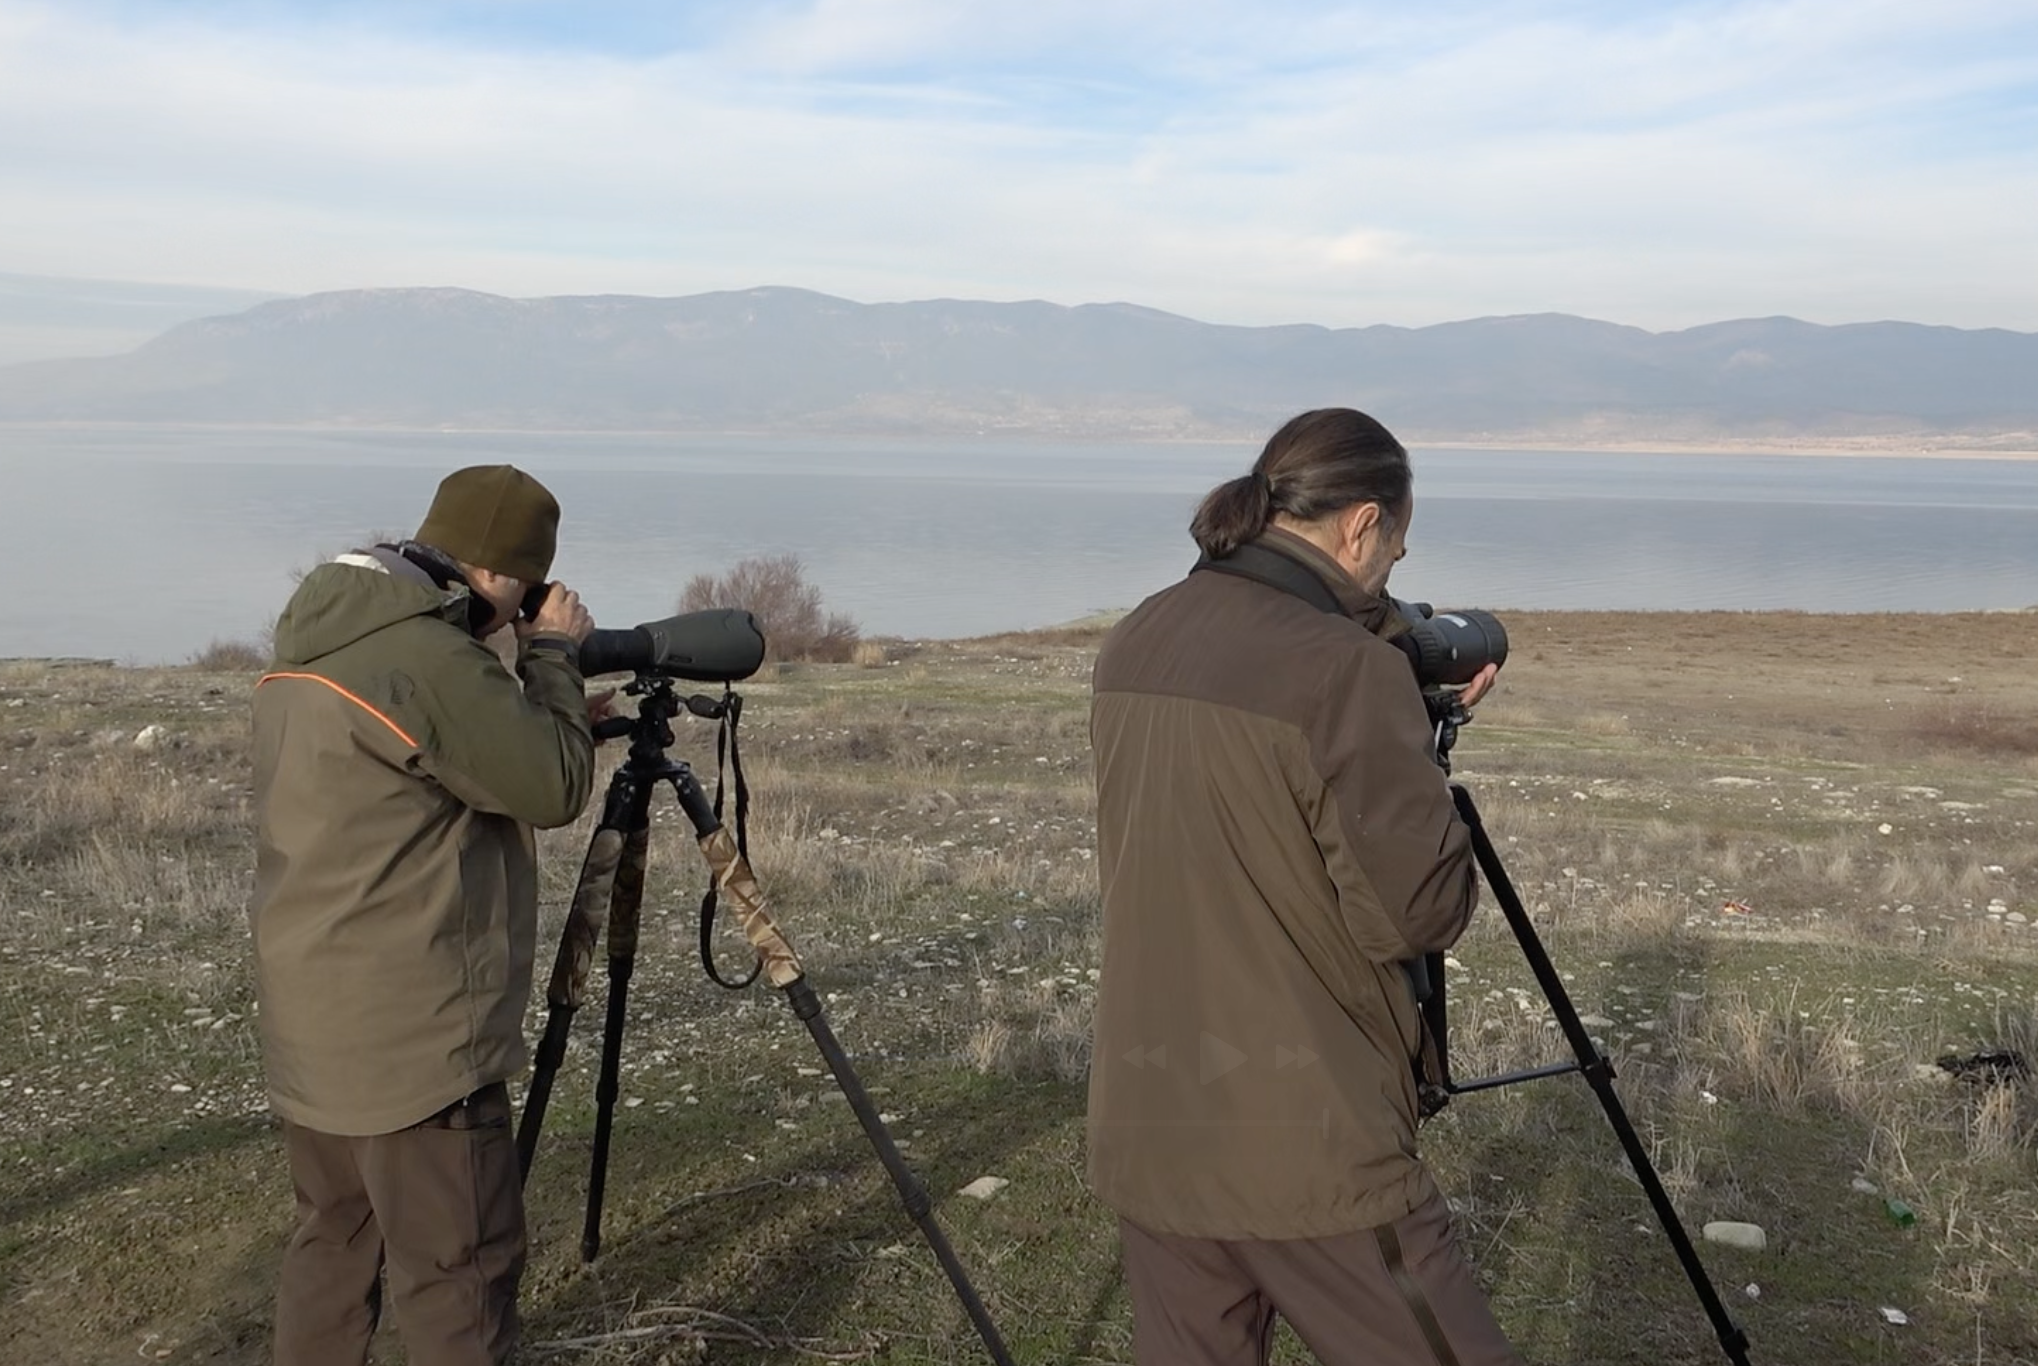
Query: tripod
1425,781,1754,1366
515,673,1017,1366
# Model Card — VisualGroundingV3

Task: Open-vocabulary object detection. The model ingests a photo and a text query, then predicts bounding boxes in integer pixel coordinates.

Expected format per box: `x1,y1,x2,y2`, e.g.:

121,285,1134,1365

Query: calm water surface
2,427,2034,662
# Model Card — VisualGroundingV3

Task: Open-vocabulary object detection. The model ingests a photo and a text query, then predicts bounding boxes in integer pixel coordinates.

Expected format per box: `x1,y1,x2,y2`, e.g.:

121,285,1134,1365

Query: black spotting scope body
1389,598,1509,688
579,608,767,681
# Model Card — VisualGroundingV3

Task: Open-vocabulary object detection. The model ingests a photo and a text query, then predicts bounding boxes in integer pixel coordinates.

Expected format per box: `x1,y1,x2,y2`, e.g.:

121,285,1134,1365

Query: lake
2,426,2034,663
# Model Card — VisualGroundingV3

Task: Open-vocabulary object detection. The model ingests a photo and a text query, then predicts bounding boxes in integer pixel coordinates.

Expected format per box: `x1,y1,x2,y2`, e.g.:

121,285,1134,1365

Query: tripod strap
699,685,763,990
1376,1222,1463,1366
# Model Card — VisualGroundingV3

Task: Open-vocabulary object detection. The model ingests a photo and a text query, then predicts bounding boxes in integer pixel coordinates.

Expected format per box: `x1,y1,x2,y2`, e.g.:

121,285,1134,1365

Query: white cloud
1,0,2035,329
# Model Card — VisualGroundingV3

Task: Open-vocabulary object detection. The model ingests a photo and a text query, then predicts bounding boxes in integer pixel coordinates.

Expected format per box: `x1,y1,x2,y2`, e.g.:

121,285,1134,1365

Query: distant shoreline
6,605,2034,675
3,418,2035,460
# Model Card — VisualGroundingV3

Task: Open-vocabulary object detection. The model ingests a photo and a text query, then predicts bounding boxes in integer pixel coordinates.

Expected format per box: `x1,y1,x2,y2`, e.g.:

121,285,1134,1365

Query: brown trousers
1119,1188,1523,1366
273,1083,526,1366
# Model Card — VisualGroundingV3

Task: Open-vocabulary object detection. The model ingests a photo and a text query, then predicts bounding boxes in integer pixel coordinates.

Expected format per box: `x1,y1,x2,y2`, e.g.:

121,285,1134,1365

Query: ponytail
1190,472,1274,559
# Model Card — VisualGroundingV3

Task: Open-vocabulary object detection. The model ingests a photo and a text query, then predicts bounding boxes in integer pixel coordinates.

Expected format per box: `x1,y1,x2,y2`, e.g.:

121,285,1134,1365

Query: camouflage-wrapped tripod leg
518,825,629,1180
687,810,1017,1366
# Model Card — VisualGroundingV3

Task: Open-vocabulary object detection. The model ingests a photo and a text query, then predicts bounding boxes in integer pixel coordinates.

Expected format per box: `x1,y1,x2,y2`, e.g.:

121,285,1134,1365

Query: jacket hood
271,552,468,666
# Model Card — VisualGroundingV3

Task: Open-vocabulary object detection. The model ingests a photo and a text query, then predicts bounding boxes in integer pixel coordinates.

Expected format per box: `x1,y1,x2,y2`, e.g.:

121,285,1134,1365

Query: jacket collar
1252,527,1398,634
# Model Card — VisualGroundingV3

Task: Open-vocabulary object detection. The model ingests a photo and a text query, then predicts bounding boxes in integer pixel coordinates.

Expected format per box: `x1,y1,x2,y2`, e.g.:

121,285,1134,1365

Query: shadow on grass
0,1113,273,1230
519,1043,1093,1362
1446,923,1950,1366
1050,1243,1127,1366
172,1232,286,1364
1435,918,1742,1365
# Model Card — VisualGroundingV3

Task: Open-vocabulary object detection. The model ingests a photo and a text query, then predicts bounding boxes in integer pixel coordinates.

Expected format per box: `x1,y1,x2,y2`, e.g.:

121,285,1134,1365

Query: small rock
1701,1221,1766,1252
134,725,169,751
957,1176,1010,1201
1877,823,1894,835
1850,1177,1879,1195
1579,1014,1616,1029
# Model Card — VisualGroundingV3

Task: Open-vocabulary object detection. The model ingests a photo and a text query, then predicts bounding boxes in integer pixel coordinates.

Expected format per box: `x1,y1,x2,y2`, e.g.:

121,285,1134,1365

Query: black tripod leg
519,1010,575,1182
783,980,1018,1366
583,818,652,1263
1451,784,1753,1366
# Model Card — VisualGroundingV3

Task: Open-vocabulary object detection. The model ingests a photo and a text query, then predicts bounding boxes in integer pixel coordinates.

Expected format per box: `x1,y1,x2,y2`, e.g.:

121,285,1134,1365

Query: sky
3,0,2037,333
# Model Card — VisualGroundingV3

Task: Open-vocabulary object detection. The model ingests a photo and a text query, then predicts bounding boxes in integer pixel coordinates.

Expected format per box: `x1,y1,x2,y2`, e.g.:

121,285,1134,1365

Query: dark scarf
378,540,497,636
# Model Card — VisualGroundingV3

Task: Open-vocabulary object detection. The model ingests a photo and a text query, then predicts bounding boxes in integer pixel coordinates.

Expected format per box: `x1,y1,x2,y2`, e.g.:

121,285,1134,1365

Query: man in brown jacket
1089,409,1519,1365
251,465,599,1366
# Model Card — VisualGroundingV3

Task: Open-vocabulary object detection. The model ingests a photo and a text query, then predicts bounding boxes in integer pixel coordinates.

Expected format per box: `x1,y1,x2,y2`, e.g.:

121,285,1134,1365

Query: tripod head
595,675,741,764
1423,688,1474,773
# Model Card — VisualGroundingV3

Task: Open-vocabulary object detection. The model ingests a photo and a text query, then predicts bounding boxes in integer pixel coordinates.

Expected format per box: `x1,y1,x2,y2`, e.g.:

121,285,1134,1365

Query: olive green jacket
250,549,594,1135
1087,529,1478,1239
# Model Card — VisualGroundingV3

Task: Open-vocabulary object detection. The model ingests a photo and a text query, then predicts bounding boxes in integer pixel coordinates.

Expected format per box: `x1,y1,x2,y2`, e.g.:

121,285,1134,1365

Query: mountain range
1,285,2033,445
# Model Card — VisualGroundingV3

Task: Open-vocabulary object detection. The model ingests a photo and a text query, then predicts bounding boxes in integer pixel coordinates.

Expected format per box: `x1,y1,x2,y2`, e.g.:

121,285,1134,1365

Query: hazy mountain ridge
1,285,2033,444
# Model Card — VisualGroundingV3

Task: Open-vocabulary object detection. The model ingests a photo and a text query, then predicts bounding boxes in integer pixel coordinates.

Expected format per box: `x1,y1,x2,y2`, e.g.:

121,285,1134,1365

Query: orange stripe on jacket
259,672,420,750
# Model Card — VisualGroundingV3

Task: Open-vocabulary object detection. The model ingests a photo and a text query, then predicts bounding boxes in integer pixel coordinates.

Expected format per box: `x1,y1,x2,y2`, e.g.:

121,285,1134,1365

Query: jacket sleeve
396,624,597,829
1306,635,1478,961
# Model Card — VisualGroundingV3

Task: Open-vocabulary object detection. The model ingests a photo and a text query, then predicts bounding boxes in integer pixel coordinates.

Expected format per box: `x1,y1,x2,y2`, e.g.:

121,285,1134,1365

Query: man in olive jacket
1089,410,1519,1365
251,465,597,1366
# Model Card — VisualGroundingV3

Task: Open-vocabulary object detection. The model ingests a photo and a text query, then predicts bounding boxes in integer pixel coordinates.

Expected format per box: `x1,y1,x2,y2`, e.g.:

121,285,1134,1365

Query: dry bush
678,554,861,664
1697,989,1880,1111
1906,702,2038,757
188,638,269,671
963,977,1096,1082
1953,1007,2038,1159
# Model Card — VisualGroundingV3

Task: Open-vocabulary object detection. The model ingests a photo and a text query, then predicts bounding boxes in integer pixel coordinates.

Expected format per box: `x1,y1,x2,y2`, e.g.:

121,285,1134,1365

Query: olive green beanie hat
415,465,560,583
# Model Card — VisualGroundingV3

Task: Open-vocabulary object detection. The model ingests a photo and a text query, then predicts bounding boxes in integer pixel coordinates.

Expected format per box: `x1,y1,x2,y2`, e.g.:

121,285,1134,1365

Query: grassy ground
3,609,2036,1365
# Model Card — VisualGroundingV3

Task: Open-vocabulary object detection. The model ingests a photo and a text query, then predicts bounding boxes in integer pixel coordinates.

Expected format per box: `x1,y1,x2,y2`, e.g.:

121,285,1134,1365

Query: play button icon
1200,1033,1247,1083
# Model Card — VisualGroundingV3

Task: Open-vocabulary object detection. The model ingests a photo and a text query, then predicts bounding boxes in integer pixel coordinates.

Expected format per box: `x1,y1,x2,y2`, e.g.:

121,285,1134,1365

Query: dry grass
5,611,2038,1365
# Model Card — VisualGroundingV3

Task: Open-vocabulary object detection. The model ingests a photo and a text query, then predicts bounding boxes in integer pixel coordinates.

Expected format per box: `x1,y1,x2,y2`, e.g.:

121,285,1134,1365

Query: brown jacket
1087,528,1478,1239
250,549,595,1136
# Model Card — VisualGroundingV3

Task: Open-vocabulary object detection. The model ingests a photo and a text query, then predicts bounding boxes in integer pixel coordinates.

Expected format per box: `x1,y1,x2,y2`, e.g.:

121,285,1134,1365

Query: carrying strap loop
697,684,762,990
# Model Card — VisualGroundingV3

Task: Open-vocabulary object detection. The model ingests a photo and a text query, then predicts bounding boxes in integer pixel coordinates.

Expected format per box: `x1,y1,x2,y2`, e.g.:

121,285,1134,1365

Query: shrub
677,554,860,664
1906,702,2038,757
188,638,269,671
